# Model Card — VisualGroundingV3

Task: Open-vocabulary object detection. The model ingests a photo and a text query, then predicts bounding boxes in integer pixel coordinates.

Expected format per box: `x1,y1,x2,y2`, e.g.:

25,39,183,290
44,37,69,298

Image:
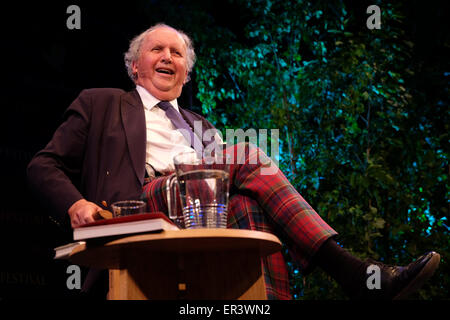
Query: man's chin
149,86,182,101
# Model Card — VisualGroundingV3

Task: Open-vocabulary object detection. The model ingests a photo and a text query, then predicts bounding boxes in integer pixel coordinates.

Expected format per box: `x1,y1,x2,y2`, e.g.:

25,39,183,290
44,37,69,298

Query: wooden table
69,228,282,300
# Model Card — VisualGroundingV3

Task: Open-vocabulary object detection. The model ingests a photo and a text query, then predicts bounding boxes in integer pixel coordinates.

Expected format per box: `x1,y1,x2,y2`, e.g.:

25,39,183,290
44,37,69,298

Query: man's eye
152,47,161,51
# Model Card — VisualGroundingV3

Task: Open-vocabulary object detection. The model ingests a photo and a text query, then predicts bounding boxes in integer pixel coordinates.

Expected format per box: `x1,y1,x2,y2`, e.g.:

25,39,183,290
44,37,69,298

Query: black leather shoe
360,251,440,300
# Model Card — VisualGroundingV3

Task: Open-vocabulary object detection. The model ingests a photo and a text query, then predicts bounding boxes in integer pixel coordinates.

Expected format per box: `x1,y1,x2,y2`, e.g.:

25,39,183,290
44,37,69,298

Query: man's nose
161,48,172,63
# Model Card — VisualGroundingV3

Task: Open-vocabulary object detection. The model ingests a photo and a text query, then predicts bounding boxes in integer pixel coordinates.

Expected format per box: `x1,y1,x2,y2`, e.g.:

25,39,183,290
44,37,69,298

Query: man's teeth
157,69,174,74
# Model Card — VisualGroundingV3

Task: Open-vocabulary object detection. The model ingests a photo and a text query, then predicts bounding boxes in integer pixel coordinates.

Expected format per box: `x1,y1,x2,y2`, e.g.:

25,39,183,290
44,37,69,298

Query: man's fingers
68,200,101,228
71,217,81,228
72,213,95,228
82,214,95,225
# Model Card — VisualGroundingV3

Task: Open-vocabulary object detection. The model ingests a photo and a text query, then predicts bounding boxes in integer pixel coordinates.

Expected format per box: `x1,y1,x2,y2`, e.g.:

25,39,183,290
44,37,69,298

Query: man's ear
183,70,189,84
131,61,139,79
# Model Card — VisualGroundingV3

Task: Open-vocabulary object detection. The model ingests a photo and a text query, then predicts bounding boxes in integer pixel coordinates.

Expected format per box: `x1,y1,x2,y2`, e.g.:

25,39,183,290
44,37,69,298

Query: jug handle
165,173,179,220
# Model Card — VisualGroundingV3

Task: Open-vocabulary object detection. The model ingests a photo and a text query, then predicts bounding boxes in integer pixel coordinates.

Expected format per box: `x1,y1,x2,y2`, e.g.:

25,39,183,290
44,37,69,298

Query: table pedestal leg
107,251,267,300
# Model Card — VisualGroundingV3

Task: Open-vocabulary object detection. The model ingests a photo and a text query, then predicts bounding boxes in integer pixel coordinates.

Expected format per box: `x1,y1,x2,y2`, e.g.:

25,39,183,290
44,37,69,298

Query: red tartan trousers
141,143,337,300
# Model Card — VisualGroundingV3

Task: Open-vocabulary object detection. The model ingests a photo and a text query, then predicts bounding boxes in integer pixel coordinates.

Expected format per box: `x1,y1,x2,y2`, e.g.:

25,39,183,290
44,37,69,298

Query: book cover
73,212,179,241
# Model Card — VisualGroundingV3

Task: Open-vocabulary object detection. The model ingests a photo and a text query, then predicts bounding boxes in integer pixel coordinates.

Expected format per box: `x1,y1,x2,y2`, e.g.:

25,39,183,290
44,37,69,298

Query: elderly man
27,23,440,300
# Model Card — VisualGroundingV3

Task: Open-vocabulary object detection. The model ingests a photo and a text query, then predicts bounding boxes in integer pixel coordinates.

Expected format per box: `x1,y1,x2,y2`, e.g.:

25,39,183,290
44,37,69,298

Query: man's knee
226,142,278,175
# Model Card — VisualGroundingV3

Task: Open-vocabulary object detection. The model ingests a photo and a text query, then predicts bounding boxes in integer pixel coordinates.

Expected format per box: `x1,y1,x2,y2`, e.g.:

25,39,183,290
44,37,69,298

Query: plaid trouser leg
226,143,338,273
141,175,171,213
228,193,292,300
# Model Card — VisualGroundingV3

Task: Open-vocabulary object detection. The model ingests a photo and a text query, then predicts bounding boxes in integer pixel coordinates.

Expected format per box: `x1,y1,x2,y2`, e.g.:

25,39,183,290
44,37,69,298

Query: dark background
0,0,448,299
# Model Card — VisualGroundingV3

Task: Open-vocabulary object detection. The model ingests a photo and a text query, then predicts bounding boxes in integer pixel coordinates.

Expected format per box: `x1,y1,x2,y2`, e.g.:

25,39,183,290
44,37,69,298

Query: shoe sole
393,252,440,300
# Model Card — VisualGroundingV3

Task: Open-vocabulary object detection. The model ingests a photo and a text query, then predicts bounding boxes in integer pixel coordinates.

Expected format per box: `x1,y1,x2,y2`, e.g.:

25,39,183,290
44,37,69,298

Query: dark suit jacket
27,88,217,227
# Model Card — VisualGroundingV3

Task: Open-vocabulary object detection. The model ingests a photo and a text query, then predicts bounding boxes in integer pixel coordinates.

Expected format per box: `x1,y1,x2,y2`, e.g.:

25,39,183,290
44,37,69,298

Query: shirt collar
136,85,179,112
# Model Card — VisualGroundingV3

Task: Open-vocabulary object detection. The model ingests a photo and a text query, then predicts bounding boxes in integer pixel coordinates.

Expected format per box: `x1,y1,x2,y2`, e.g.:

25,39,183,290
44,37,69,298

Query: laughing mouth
156,68,174,75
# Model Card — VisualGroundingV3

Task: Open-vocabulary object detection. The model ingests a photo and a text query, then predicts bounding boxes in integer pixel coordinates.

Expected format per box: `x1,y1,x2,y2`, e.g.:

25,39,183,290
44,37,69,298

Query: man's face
132,27,188,101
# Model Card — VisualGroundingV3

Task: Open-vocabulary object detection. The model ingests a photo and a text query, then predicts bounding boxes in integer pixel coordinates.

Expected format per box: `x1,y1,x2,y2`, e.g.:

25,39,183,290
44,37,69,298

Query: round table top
69,228,282,269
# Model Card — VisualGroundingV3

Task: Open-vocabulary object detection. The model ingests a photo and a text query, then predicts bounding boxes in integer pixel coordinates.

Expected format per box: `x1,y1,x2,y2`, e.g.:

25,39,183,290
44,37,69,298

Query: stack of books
54,212,178,259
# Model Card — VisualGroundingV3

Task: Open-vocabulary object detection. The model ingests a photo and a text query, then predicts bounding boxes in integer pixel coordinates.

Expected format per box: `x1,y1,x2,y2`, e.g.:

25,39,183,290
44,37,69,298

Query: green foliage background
156,0,449,299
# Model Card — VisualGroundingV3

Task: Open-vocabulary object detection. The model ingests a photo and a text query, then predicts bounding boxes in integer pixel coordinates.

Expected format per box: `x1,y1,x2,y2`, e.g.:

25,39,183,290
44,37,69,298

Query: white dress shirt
136,85,195,174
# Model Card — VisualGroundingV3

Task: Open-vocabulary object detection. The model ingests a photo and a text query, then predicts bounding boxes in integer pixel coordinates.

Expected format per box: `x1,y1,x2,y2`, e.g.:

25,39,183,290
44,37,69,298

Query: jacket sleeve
27,90,93,224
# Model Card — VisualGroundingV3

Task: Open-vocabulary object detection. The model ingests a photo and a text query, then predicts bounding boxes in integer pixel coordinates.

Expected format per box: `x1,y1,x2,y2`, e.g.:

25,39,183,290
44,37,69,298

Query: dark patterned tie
157,101,203,154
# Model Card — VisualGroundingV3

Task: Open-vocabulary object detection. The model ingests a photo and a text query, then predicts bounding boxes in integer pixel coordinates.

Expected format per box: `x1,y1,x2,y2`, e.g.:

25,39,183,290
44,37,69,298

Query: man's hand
68,199,102,228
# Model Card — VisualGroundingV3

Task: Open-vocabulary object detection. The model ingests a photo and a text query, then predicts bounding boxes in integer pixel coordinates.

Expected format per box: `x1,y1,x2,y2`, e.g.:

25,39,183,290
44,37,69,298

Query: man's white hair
124,23,196,82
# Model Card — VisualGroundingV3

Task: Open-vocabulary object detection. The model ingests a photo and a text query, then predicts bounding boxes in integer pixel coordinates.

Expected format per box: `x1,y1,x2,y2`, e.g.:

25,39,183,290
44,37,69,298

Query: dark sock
314,237,368,297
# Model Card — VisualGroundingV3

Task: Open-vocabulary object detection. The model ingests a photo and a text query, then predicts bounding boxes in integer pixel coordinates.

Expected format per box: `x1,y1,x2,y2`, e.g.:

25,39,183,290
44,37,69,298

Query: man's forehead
145,27,186,47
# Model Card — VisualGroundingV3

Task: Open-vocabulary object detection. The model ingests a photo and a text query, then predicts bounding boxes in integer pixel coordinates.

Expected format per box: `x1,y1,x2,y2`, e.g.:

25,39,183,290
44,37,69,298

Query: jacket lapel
121,90,146,185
